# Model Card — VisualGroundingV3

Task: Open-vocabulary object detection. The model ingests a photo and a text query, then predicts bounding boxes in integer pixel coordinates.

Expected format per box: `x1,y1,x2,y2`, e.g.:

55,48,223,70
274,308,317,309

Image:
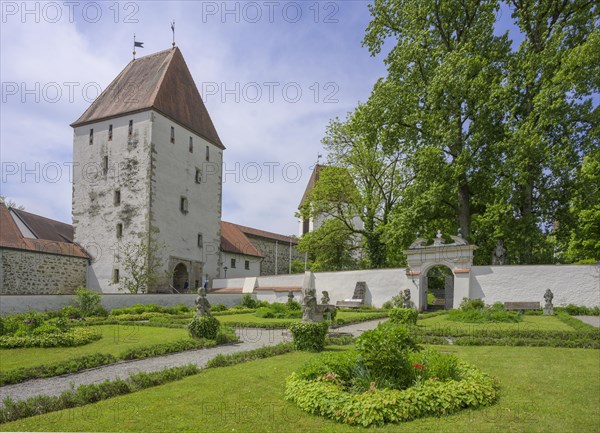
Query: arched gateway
403,231,477,312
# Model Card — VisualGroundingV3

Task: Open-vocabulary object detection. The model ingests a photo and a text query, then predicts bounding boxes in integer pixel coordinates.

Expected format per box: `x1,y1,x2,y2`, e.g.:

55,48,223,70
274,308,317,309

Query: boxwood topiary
188,315,220,340
289,322,329,352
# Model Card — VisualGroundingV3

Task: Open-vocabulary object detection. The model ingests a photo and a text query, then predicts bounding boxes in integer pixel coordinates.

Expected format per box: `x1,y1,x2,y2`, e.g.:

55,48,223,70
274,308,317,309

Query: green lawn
0,325,190,372
4,345,598,432
417,314,575,333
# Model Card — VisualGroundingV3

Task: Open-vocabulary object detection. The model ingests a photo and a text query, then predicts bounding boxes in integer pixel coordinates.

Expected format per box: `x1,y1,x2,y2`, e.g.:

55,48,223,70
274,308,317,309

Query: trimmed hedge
206,343,295,368
289,322,329,352
555,312,599,331
188,315,220,340
285,360,498,427
389,308,418,325
0,365,200,424
0,337,230,386
0,327,101,348
0,353,117,386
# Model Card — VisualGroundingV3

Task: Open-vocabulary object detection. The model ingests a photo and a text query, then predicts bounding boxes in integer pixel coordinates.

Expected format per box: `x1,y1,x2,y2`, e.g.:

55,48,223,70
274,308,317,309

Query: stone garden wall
245,234,301,276
0,248,88,295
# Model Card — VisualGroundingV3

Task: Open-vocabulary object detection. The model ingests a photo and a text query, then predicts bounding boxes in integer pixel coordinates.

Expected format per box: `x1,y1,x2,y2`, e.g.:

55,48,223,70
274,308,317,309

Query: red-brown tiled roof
11,207,74,242
0,204,88,259
221,221,264,258
71,48,224,149
232,222,298,245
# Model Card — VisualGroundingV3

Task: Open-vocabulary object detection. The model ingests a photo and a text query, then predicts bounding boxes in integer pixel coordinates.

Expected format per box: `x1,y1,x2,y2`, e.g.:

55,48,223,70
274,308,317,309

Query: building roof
298,164,323,208
221,221,264,258
71,47,224,149
232,222,298,245
0,204,88,258
11,208,74,242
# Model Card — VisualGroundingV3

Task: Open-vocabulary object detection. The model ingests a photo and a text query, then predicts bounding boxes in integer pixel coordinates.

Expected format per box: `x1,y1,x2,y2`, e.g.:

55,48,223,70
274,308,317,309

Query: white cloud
1,1,385,235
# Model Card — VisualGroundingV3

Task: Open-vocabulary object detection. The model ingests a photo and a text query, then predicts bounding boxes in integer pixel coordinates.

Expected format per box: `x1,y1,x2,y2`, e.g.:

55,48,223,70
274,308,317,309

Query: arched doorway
403,231,476,311
172,263,189,293
425,265,454,310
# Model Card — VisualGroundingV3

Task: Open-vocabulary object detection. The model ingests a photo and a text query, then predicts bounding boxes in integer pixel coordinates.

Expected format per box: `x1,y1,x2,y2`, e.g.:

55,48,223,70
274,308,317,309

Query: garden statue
301,271,320,322
401,289,413,309
433,230,445,246
321,291,330,304
543,289,554,315
288,291,295,303
195,287,212,316
492,239,506,265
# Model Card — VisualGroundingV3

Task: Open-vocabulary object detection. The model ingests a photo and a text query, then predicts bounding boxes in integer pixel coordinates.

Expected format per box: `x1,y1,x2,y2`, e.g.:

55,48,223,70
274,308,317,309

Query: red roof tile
11,208,74,242
231,222,298,245
71,48,224,149
0,204,88,259
221,222,264,258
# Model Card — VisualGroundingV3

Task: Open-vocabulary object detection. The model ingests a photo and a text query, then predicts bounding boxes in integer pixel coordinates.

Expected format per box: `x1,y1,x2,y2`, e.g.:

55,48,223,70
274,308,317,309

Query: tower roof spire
71,48,224,149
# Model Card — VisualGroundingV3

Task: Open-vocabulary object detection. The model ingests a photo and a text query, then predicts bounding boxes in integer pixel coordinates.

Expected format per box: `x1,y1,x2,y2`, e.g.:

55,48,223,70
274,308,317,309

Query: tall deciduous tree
496,0,600,263
300,107,412,268
362,0,510,253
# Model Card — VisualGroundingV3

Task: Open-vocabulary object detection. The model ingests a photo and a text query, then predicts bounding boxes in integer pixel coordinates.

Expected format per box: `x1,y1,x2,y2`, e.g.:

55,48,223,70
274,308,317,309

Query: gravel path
574,316,600,328
0,319,386,405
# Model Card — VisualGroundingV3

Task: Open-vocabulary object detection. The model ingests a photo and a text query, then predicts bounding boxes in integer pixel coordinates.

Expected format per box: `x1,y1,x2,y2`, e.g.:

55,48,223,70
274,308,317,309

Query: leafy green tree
361,0,511,260
296,219,359,272
494,0,600,263
562,149,600,262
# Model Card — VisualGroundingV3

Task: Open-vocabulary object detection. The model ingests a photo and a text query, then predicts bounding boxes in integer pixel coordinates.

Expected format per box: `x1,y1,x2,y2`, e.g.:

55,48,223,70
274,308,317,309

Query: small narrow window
197,233,203,248
189,137,193,153
245,260,250,270
195,168,202,184
231,258,236,268
102,155,109,174
180,196,188,214
128,120,133,138
116,223,123,239
113,268,120,283
108,124,113,141
170,126,175,144
89,128,94,145
205,145,210,161
114,190,121,206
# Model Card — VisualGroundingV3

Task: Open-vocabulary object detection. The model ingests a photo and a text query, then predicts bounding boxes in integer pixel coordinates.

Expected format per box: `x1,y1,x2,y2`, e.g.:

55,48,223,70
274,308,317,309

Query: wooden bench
504,302,540,311
336,282,367,309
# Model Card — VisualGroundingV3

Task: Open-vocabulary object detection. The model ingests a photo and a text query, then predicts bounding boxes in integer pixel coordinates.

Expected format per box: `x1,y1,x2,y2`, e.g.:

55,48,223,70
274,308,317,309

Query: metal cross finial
171,20,176,47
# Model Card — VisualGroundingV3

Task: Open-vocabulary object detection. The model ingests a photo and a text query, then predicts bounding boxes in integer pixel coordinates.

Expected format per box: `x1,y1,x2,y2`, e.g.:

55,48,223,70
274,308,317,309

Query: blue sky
1,1,522,236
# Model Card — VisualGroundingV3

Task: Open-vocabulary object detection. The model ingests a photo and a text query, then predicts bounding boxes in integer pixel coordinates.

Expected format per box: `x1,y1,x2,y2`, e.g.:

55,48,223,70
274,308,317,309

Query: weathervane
171,20,176,47
133,34,144,60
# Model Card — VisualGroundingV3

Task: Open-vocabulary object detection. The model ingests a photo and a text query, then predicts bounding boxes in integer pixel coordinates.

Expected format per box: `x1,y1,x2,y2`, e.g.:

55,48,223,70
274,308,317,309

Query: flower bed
285,360,498,427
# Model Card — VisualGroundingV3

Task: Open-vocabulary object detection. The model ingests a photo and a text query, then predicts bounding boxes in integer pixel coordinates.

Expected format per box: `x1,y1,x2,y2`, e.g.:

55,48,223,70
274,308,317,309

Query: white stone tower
71,48,224,293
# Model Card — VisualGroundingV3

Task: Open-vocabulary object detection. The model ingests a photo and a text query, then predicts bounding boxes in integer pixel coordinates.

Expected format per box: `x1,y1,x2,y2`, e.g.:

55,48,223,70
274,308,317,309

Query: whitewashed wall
0,293,244,315
2,265,597,314
214,264,599,308
471,265,600,307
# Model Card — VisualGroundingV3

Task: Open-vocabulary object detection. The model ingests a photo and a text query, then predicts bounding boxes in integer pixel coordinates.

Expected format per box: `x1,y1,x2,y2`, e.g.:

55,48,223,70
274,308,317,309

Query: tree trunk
457,179,471,241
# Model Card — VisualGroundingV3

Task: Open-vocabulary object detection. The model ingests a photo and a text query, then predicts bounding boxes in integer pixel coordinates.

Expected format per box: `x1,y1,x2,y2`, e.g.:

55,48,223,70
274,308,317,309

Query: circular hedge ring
285,360,499,427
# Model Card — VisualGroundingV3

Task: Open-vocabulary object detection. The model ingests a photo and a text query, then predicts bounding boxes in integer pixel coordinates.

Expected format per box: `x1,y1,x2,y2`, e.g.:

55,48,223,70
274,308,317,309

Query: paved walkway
574,316,600,328
0,319,386,405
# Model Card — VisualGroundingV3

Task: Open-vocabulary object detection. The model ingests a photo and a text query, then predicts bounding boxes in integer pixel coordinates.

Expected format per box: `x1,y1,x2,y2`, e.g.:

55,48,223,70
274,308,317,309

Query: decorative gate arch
403,231,477,312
